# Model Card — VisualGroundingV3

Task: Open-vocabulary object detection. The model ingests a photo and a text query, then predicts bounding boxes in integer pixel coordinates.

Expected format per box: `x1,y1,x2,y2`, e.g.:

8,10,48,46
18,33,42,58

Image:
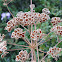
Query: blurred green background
0,0,62,62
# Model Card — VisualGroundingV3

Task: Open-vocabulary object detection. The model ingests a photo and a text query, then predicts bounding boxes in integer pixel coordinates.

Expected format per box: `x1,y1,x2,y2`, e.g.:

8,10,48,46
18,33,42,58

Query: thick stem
30,18,34,61
33,49,36,61
31,48,34,61
31,0,32,12
30,0,34,61
36,41,39,62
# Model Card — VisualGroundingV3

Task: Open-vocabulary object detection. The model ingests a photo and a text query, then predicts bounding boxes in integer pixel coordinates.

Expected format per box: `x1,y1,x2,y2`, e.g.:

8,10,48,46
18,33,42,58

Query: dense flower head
42,8,50,15
5,17,20,32
51,17,62,26
51,26,62,36
47,46,62,58
39,13,50,22
16,11,50,25
0,34,5,41
16,11,39,26
5,8,50,32
11,28,25,39
16,50,29,61
31,29,45,41
0,41,7,48
0,41,8,58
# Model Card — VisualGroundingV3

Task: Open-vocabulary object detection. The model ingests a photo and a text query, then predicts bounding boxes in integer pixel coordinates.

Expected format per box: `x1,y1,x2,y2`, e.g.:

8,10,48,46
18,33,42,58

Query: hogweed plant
0,0,62,62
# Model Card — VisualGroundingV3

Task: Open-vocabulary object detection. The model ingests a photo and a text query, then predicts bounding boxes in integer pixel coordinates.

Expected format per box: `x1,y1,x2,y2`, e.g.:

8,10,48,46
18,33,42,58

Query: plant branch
36,41,39,62
55,40,62,46
7,43,29,47
24,36,31,44
38,31,52,43
30,25,35,61
7,48,29,51
22,37,31,46
7,0,12,5
21,24,30,33
40,54,48,62
38,37,53,46
6,5,14,18
39,50,47,53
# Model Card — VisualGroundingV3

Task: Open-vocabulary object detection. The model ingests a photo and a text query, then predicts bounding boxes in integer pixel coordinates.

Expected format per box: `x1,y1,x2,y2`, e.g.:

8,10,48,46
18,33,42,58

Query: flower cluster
39,13,50,22
16,50,29,61
16,11,50,25
51,26,62,36
51,17,62,26
0,34,5,41
42,8,50,15
5,6,50,32
47,46,62,58
11,28,25,39
31,29,45,41
5,17,19,32
0,41,8,58
16,11,36,26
